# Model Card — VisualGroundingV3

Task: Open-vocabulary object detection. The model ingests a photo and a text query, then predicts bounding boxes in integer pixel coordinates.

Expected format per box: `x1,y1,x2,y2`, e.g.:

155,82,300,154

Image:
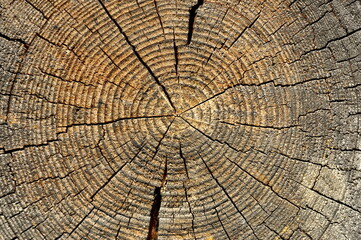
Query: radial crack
3,139,59,155
187,0,204,45
180,117,244,153
90,142,147,200
60,114,173,129
225,156,301,210
220,120,300,130
147,187,162,240
198,153,259,239
179,142,190,179
228,15,260,49
182,74,327,115
310,186,361,214
215,207,231,240
184,183,197,239
67,207,95,237
96,0,176,112
179,142,196,238
173,31,179,77
24,0,48,20
147,159,168,240
0,32,29,48
153,0,165,35
149,119,174,163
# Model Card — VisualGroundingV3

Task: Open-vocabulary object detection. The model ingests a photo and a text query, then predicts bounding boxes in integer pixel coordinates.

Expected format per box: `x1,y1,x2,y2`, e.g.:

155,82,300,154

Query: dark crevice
39,68,96,87
179,143,196,238
228,15,260,49
98,46,136,89
153,0,165,35
5,19,49,122
288,0,298,7
225,155,301,210
215,208,231,240
24,0,48,20
198,153,259,239
310,187,361,214
35,33,58,46
90,142,146,200
344,83,361,89
187,0,204,45
179,142,189,179
220,120,300,130
184,184,197,239
2,139,59,155
172,29,181,85
182,75,329,115
147,159,167,240
148,120,174,164
60,114,173,129
265,225,287,240
174,39,179,75
297,27,361,60
180,117,244,153
67,207,95,237
0,32,29,48
147,187,162,240
28,92,94,109
97,0,176,112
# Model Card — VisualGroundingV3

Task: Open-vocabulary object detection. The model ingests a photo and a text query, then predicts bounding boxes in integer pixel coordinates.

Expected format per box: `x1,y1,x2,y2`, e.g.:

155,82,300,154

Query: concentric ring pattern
0,0,360,239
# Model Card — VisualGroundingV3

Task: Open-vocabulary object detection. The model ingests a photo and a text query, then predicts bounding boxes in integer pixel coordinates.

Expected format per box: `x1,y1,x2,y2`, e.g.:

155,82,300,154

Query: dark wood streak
147,159,168,240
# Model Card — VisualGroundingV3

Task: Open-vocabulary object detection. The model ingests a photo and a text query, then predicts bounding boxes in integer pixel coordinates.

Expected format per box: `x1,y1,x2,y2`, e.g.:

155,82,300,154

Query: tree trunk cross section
0,0,360,239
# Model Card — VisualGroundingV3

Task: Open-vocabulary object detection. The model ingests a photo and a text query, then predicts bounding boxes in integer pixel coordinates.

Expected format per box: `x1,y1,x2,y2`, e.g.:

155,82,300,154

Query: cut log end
0,0,360,239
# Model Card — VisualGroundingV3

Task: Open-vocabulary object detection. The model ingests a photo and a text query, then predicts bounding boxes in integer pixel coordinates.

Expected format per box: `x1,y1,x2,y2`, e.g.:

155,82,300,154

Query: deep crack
147,159,168,240
187,0,204,45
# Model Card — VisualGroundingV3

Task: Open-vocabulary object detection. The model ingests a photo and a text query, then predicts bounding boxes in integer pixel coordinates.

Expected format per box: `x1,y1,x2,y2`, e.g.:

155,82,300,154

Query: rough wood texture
0,0,360,239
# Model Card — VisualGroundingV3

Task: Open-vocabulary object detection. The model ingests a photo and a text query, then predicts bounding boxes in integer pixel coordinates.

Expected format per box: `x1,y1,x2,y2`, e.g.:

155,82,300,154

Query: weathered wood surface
0,0,360,239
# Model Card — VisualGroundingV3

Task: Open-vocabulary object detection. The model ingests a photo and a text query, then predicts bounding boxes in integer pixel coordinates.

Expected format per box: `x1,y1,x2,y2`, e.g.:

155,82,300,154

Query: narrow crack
184,183,197,239
172,28,181,86
310,187,361,214
59,114,173,129
2,139,59,155
39,68,96,87
67,207,95,238
0,32,29,48
228,15,260,49
24,0,48,20
198,153,259,239
179,141,190,179
181,75,328,115
153,0,165,36
173,31,179,77
96,0,176,112
296,27,361,60
179,141,196,239
214,207,231,240
265,225,287,240
220,120,300,130
149,119,174,163
180,117,244,153
147,159,168,240
90,142,147,200
187,0,204,45
225,156,301,210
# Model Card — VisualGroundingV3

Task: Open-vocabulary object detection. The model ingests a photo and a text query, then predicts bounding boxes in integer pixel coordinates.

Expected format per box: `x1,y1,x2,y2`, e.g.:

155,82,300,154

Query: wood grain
0,0,360,239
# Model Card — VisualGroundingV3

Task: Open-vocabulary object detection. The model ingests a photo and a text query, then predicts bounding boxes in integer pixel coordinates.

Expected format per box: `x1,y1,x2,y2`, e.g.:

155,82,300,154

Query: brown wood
0,0,360,239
